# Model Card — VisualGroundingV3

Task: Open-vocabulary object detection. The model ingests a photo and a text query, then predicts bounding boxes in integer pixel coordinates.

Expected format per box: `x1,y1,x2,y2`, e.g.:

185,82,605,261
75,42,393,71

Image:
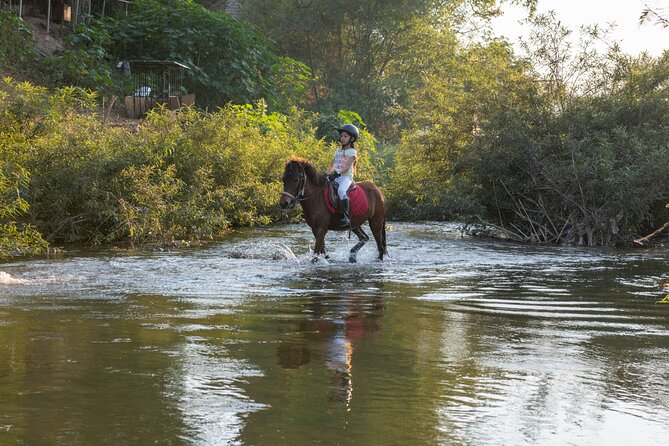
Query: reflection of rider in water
324,293,383,407
274,291,383,407
326,320,353,406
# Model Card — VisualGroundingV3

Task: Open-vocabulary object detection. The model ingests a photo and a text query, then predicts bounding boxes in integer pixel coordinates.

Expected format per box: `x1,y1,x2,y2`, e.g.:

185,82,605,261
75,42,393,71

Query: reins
296,186,326,203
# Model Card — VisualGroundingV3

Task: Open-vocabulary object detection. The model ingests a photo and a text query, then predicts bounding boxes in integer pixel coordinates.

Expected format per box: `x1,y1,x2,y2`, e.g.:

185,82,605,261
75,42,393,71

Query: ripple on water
176,341,266,444
0,222,668,445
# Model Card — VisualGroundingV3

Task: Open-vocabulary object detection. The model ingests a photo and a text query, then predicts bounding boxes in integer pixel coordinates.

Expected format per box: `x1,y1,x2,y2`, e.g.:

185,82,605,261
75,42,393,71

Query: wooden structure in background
4,0,243,31
2,0,129,34
123,60,194,118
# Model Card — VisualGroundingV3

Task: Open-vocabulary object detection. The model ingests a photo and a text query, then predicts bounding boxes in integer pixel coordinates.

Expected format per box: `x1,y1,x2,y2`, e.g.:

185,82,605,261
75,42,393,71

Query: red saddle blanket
324,184,369,217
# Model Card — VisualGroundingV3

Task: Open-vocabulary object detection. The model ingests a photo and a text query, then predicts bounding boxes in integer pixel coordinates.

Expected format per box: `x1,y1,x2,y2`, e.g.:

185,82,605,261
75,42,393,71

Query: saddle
327,179,356,209
324,179,369,217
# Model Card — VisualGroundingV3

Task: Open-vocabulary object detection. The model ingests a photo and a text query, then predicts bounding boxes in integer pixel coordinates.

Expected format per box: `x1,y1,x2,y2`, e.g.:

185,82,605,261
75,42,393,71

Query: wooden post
47,0,52,35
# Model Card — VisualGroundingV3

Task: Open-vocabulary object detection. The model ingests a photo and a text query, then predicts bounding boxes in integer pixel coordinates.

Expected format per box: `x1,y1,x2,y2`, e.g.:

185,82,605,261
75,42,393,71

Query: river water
1,222,668,445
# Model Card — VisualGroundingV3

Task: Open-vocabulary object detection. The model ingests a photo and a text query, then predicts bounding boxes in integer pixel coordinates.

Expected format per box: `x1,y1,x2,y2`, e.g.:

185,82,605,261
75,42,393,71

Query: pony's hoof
348,256,357,263
311,256,319,264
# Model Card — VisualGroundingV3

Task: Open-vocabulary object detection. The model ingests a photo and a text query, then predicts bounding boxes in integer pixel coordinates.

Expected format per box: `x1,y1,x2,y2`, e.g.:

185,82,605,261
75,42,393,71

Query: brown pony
279,158,387,262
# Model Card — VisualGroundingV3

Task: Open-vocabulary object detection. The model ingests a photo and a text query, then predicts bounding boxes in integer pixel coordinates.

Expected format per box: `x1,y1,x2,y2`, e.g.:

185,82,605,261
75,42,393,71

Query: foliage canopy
103,0,310,111
389,13,669,245
240,0,511,133
2,1,667,253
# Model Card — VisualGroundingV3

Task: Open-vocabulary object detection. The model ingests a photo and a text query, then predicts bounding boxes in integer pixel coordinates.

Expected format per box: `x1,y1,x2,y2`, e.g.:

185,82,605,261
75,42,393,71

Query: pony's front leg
311,226,328,262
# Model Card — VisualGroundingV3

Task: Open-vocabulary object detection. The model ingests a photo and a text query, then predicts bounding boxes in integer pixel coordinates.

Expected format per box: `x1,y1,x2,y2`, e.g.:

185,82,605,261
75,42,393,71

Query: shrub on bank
0,78,376,254
0,167,48,258
0,11,39,78
389,43,669,245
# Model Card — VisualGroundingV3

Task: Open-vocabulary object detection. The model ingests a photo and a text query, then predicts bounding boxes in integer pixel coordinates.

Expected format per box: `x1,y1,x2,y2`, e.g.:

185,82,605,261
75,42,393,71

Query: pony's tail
382,221,388,256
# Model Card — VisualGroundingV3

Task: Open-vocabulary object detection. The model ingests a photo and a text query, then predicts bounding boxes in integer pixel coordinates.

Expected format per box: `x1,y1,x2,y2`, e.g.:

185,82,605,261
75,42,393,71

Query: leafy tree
518,12,620,112
390,12,669,245
0,12,39,78
239,0,511,134
389,40,537,219
640,2,669,27
467,54,669,245
43,20,115,92
103,0,309,111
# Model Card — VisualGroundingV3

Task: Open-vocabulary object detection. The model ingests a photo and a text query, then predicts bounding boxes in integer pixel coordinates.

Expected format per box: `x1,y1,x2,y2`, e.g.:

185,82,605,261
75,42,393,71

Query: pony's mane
286,157,326,186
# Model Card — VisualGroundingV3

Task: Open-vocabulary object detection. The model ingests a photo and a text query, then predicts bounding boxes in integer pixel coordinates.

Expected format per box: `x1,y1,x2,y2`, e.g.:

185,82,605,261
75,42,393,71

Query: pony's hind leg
349,226,369,263
369,217,387,261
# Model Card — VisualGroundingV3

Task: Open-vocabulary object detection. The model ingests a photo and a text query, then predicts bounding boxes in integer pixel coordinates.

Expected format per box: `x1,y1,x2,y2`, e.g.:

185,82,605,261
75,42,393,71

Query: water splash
274,243,299,263
0,271,24,285
223,241,302,262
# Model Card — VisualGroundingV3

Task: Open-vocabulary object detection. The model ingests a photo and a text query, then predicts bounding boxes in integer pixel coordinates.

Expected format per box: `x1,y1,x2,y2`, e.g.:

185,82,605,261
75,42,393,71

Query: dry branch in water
634,203,669,245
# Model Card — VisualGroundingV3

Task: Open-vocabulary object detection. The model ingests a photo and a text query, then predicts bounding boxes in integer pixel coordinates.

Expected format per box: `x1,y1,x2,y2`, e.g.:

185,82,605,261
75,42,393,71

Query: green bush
0,166,48,258
0,77,377,254
43,21,115,92
0,12,39,77
461,53,669,245
390,43,669,245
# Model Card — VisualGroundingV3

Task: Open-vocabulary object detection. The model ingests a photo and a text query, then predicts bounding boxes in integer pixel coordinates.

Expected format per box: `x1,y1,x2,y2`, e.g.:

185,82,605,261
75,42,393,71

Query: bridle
280,168,307,209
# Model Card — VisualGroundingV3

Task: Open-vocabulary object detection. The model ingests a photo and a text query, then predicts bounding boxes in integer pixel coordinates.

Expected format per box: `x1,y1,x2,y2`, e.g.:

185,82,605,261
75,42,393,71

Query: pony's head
280,158,307,209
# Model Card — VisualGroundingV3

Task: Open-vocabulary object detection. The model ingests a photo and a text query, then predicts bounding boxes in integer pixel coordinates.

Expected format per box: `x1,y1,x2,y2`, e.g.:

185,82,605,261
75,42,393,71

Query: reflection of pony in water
275,291,384,407
279,158,387,262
